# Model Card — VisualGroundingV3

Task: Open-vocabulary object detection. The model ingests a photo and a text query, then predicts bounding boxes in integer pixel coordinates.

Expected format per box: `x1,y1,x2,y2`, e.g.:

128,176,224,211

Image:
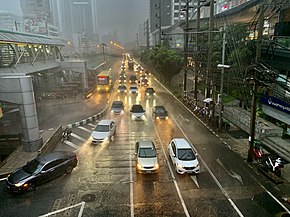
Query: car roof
173,138,192,149
37,151,74,163
138,140,155,148
112,101,123,105
98,119,113,125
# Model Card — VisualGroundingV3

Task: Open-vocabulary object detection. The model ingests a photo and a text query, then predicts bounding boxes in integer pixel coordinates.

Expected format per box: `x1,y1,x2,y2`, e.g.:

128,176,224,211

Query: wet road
1,59,290,217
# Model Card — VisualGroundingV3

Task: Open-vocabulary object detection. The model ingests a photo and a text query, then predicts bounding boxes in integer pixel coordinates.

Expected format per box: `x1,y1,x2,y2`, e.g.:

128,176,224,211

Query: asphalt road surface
1,59,290,217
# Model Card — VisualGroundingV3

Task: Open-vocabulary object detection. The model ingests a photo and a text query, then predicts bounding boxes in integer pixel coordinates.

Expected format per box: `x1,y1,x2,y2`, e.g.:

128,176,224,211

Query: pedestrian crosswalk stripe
63,140,79,149
88,123,96,127
71,133,86,142
78,126,92,133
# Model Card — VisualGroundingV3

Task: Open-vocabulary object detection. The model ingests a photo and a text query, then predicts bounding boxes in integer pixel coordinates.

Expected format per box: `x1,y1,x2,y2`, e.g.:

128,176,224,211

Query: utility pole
158,0,162,45
205,0,215,124
100,43,106,62
183,0,191,100
247,4,264,162
219,23,227,129
146,19,150,50
193,0,201,105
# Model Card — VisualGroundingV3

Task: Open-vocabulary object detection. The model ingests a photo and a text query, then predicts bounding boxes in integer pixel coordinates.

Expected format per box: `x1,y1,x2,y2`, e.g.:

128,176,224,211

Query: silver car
135,140,159,174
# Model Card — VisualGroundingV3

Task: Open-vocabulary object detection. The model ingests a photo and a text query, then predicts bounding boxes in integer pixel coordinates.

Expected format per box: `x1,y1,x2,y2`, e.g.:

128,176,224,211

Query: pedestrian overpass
0,29,92,151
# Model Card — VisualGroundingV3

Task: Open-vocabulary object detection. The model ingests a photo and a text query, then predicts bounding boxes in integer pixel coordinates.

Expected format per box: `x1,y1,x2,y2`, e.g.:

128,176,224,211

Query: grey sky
96,0,149,42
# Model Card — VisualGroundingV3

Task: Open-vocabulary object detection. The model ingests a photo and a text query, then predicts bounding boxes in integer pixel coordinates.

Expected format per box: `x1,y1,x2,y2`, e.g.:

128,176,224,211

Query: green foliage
140,46,184,83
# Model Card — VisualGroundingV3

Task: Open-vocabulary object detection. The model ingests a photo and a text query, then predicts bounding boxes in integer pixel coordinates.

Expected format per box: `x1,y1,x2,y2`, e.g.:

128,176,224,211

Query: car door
39,160,64,183
169,141,176,163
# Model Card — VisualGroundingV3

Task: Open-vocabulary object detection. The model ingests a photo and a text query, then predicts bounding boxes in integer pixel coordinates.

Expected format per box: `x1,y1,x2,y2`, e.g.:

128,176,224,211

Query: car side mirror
172,153,175,157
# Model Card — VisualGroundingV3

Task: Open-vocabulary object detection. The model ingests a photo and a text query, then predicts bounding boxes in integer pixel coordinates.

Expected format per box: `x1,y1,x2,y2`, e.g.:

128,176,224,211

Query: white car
130,104,145,119
91,120,116,144
168,138,200,174
135,140,159,174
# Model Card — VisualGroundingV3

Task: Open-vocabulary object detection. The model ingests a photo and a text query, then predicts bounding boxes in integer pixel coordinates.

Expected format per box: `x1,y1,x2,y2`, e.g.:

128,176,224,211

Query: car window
23,159,44,174
138,147,156,158
171,142,176,155
42,160,63,171
156,106,166,113
95,124,109,132
177,148,196,161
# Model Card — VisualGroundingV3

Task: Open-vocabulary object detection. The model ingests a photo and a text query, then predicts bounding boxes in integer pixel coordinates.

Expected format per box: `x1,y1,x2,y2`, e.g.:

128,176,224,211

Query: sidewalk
0,129,54,178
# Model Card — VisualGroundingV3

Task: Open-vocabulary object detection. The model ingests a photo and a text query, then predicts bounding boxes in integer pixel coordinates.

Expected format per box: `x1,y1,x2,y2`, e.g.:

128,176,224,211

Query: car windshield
112,102,123,108
131,105,144,112
146,88,154,93
155,106,166,113
138,147,156,158
94,124,109,132
23,159,44,174
119,86,126,89
177,148,196,161
130,87,137,90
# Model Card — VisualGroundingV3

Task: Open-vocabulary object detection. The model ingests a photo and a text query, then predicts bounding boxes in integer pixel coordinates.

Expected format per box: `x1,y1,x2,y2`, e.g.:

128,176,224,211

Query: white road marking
78,126,92,133
38,201,85,217
153,124,190,217
190,176,200,188
0,178,7,181
64,140,79,149
129,111,134,217
178,114,189,122
216,158,244,185
71,133,86,142
171,115,244,217
88,123,96,128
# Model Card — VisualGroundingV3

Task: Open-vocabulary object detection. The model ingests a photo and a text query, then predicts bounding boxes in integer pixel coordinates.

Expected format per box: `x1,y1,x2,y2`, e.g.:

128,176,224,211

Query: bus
96,69,112,92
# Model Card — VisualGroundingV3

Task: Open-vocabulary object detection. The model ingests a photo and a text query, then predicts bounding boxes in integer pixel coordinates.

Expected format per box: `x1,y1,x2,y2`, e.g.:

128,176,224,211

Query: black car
129,75,138,84
6,151,78,193
145,87,155,96
152,106,168,120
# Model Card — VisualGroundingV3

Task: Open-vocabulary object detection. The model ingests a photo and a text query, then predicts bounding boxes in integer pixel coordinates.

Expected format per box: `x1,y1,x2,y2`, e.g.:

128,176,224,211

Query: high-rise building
150,0,172,45
172,0,195,25
20,0,58,36
0,11,22,32
50,0,98,51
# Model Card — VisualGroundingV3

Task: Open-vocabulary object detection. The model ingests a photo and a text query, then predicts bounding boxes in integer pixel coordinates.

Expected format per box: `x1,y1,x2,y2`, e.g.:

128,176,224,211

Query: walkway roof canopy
0,29,65,46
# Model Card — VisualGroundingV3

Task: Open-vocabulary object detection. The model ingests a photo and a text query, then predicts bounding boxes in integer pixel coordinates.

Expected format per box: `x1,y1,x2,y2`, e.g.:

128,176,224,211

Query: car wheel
65,166,73,174
27,183,36,192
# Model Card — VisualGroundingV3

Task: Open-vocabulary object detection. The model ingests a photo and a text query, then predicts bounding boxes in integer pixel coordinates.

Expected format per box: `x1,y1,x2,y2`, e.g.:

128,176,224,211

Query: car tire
65,166,73,174
27,183,36,192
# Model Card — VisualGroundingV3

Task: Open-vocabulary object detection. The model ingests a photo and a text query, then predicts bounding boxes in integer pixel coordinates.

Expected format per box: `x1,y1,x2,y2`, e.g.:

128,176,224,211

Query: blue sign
261,95,290,115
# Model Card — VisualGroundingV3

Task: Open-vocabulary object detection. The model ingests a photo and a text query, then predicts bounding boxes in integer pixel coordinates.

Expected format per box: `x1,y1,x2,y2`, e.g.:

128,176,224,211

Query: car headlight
125,90,127,92
156,116,159,120
165,116,168,119
137,163,143,170
146,93,149,95
176,164,183,170
118,90,120,92
15,181,26,187
153,93,155,95
154,163,159,169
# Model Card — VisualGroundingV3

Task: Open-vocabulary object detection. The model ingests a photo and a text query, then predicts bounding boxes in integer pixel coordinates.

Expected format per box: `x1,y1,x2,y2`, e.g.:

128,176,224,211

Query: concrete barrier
38,125,63,156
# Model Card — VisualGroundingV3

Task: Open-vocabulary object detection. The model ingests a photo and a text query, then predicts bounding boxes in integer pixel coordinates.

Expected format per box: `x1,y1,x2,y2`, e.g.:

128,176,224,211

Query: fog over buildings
0,0,149,43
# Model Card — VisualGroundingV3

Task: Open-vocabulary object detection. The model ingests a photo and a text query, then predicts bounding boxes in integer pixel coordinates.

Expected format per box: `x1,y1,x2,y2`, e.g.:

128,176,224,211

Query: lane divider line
153,123,190,217
170,114,244,217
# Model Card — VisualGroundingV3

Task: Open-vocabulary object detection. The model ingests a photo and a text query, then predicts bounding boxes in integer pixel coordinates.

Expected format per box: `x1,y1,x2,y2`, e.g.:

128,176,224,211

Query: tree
141,46,184,84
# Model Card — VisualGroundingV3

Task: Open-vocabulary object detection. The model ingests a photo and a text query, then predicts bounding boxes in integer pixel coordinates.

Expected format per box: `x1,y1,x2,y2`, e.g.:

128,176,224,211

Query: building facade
0,11,22,32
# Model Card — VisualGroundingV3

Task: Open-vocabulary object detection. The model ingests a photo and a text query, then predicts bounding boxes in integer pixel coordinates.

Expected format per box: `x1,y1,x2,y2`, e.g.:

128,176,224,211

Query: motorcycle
253,140,264,164
61,129,72,143
265,156,284,177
